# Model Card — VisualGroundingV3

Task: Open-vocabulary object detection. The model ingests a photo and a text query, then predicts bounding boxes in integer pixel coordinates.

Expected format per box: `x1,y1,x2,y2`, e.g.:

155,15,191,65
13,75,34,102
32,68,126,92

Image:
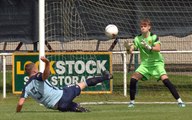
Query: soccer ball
105,24,118,38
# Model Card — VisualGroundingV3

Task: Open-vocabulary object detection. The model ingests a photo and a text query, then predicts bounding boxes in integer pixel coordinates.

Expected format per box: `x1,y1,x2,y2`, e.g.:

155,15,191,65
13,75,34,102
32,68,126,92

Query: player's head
25,62,38,76
140,18,151,33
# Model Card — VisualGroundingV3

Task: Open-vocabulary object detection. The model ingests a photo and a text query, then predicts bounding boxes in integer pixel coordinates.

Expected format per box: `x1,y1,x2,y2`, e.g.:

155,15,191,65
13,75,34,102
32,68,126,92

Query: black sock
130,78,138,100
162,79,180,100
86,77,106,86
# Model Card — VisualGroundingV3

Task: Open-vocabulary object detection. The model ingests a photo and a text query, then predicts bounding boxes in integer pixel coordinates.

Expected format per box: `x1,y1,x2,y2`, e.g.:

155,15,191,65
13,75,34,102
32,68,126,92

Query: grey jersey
21,72,63,109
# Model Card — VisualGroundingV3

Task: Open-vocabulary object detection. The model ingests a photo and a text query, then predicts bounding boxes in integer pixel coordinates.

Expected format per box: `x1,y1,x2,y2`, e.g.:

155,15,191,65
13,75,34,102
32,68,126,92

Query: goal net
44,0,192,103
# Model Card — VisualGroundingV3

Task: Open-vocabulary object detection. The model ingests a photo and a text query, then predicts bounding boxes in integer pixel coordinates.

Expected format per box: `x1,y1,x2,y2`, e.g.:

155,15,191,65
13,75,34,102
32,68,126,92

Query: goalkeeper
16,56,113,112
124,18,185,107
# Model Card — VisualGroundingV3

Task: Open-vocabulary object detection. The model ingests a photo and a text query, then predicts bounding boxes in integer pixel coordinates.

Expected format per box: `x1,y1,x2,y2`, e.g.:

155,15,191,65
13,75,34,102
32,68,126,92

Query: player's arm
151,34,161,52
124,41,135,54
151,43,161,52
141,41,160,52
40,56,50,80
16,98,25,112
129,45,135,54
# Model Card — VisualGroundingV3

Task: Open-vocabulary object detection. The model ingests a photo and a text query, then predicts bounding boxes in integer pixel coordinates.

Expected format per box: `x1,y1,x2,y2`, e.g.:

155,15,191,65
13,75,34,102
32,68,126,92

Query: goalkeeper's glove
124,41,134,54
141,40,152,51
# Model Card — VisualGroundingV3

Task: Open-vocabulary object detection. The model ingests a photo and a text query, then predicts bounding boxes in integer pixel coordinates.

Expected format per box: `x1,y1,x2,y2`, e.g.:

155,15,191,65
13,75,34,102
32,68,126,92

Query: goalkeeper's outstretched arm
124,41,135,54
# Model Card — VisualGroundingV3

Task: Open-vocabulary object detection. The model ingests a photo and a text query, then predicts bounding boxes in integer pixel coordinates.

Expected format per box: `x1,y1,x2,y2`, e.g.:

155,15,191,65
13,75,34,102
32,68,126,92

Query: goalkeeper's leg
162,77,185,107
128,72,142,107
129,78,138,107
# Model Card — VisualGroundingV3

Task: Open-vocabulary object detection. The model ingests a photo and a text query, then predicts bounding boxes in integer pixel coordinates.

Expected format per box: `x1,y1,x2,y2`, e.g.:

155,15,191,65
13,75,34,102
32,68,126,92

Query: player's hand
124,41,134,54
40,56,50,64
141,40,152,51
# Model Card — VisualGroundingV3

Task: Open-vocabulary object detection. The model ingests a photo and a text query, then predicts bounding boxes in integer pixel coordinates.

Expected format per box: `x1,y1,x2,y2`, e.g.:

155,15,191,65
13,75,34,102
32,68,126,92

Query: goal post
39,0,45,72
40,0,192,103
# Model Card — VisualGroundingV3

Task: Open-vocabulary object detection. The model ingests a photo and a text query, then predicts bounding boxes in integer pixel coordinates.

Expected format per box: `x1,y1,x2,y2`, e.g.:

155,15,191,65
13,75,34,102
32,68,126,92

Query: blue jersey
20,72,63,109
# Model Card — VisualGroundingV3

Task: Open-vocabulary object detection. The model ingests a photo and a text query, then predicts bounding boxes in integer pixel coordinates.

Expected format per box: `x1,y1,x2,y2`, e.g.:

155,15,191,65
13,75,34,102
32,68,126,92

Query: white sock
177,98,183,103
130,100,135,104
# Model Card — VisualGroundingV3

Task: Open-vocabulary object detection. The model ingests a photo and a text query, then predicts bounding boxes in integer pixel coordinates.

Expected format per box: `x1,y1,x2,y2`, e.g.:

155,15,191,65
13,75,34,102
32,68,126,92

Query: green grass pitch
0,95,192,120
0,72,192,120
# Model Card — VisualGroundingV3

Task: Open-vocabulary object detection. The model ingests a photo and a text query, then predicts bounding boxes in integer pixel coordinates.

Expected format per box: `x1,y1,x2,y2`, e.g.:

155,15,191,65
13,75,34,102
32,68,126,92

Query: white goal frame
39,0,45,72
0,53,12,98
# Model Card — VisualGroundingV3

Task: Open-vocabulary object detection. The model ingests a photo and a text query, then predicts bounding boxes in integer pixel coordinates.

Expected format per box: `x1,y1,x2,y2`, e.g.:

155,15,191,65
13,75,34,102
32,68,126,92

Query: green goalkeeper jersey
134,32,164,66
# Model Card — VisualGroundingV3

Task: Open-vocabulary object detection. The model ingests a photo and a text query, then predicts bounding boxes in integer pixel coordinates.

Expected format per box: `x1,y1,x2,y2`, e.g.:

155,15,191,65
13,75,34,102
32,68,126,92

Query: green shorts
135,63,167,81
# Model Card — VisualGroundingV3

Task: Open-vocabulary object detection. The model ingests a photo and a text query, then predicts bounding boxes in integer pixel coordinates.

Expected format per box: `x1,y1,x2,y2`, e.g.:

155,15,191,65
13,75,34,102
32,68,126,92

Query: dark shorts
57,84,81,112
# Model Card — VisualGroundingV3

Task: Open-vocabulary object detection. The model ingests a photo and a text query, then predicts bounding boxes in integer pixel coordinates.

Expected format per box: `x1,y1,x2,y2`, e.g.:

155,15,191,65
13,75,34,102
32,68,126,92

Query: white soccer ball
105,24,118,38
